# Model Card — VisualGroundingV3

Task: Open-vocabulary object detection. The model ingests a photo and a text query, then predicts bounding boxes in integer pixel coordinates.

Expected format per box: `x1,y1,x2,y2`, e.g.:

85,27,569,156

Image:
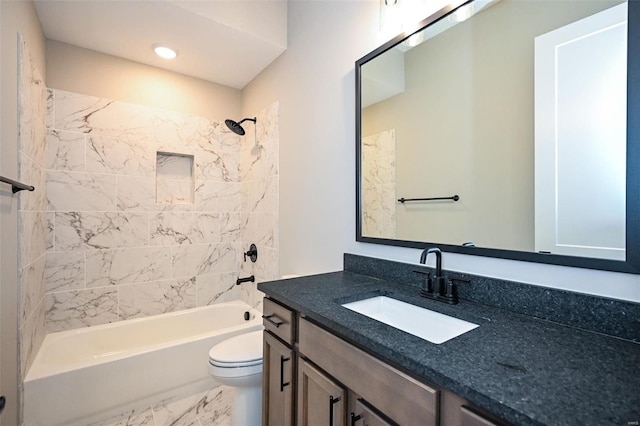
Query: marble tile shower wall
238,101,280,311
18,37,48,382
44,89,279,333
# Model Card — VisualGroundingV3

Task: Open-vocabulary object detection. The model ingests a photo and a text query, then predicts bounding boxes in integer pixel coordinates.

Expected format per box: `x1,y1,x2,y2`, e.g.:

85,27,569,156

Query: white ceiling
34,0,288,89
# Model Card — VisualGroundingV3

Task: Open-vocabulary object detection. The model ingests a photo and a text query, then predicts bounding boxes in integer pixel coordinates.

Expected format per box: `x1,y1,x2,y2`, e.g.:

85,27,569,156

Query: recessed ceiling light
153,45,177,59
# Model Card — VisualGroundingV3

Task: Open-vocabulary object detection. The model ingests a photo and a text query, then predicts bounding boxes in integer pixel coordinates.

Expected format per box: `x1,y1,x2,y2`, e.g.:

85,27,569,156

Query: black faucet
418,247,458,304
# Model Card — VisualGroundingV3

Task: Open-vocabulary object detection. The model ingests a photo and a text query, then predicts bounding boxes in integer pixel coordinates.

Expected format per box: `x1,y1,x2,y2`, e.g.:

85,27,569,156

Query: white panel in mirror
535,3,627,260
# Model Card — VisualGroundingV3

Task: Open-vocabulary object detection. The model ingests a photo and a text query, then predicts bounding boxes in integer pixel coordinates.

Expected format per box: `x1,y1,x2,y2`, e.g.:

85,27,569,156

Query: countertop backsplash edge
343,253,639,342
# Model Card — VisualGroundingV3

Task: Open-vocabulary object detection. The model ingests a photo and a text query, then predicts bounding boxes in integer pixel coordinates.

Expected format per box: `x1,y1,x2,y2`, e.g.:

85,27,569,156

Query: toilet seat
207,329,264,426
208,330,263,375
210,358,262,368
208,361,262,378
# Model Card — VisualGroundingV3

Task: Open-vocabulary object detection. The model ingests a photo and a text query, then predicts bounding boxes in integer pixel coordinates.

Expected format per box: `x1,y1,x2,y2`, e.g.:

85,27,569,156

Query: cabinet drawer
299,318,438,426
263,298,295,344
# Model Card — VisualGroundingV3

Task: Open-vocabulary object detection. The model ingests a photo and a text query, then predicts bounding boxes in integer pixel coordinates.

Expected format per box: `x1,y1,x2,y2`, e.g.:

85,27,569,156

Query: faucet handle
413,269,433,294
445,279,455,298
438,278,459,304
243,243,258,263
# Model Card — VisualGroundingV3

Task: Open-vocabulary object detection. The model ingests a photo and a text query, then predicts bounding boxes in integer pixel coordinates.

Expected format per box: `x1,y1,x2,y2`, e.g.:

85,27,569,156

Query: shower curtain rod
0,175,35,193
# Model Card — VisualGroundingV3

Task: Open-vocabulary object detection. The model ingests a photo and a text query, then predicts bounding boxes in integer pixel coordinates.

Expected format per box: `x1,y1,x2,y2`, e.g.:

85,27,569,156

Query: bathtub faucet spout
236,275,255,285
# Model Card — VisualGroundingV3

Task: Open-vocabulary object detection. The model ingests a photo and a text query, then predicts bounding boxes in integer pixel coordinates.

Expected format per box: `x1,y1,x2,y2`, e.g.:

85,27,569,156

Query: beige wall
362,0,620,252
242,0,382,275
0,1,46,423
46,40,242,122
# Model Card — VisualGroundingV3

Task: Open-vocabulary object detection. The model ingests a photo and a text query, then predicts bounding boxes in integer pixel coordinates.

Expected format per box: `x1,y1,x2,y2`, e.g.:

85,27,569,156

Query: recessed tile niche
156,152,195,204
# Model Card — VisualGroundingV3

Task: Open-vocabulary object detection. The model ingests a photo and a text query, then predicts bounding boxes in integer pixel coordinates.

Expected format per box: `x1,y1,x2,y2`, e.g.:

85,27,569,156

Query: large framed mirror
356,0,640,273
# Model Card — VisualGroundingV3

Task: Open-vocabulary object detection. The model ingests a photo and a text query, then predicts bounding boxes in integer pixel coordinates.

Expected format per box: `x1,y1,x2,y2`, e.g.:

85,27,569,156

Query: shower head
225,117,257,136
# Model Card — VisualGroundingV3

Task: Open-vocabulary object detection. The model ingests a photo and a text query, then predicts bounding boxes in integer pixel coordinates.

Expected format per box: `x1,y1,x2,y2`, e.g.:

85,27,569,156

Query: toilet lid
209,330,263,366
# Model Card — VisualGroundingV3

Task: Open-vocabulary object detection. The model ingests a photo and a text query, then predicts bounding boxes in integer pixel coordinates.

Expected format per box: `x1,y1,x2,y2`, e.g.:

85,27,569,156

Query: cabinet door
297,358,346,426
350,398,394,426
263,332,294,426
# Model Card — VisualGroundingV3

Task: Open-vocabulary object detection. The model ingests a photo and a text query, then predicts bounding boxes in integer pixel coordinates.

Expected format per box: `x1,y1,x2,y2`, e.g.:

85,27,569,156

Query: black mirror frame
356,0,640,274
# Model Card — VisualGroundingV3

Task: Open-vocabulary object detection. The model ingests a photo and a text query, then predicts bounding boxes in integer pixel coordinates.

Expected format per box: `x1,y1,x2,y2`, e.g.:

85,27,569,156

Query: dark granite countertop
258,271,640,426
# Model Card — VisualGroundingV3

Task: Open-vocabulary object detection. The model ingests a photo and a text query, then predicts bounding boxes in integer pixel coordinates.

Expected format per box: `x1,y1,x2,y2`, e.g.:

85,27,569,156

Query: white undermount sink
341,296,479,344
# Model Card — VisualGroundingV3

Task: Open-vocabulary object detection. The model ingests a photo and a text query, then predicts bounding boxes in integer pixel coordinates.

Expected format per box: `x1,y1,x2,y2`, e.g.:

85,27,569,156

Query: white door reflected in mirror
534,3,627,260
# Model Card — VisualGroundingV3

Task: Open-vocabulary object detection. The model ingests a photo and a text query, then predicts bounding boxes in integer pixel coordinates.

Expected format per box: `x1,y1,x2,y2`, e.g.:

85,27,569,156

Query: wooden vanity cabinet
262,297,507,426
298,317,438,426
262,299,296,426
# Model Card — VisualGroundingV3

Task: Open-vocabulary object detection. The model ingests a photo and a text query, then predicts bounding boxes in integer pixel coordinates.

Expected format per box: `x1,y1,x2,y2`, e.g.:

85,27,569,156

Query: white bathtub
24,300,263,426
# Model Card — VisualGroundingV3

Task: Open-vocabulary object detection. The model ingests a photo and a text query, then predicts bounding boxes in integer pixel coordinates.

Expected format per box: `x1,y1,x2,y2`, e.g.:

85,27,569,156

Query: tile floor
89,384,232,426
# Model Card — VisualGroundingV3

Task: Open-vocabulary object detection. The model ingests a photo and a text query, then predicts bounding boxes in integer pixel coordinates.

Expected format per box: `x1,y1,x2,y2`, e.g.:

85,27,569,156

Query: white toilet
208,330,264,426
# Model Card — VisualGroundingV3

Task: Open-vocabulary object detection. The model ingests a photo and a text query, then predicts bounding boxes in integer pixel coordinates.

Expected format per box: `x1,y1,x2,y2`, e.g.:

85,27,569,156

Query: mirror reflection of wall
362,129,397,238
361,0,625,258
